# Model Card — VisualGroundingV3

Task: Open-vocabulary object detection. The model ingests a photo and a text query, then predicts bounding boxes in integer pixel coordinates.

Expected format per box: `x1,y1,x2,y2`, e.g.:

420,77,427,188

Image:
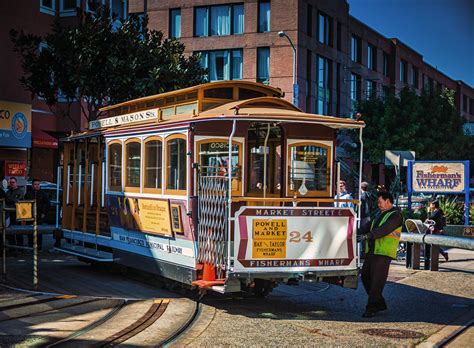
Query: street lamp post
278,31,298,107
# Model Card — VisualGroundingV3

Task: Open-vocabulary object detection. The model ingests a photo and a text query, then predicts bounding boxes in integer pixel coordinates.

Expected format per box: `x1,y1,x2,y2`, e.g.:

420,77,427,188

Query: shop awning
32,127,59,149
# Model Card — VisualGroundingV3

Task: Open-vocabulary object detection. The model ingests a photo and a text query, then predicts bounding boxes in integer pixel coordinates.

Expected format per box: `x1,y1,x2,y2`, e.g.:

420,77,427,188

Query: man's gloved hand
357,234,368,243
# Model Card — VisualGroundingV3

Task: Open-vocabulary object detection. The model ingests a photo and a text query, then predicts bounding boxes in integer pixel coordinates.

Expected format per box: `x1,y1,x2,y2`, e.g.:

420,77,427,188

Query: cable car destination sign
89,109,158,130
234,207,356,272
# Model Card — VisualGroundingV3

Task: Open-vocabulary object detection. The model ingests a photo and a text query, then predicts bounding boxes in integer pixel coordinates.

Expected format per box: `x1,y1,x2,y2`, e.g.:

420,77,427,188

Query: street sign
16,201,35,221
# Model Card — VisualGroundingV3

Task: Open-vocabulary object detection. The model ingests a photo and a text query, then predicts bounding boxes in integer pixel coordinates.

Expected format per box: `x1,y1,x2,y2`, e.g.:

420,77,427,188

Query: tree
10,6,206,125
354,87,472,165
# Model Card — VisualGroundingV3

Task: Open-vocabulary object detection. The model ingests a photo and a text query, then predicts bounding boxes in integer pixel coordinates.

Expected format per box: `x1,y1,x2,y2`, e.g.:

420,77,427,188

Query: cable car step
192,279,226,288
55,243,115,262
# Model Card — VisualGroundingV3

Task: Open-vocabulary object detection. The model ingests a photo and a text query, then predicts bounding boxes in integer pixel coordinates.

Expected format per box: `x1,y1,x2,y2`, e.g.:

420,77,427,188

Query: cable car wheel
251,279,275,297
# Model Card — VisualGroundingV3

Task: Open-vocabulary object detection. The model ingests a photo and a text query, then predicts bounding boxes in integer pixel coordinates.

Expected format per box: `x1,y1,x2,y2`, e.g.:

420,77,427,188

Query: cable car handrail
231,197,360,204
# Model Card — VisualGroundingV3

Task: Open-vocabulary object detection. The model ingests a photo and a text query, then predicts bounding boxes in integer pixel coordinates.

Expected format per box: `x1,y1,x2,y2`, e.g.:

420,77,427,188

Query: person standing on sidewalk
5,177,25,248
25,179,50,251
426,200,449,262
358,191,403,318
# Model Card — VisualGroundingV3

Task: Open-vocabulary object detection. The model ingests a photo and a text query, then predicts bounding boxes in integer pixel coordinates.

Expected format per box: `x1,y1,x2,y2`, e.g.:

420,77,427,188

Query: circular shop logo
11,112,28,139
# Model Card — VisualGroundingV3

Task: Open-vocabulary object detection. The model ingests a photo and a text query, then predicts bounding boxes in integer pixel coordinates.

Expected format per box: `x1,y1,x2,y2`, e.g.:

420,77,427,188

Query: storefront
0,100,31,187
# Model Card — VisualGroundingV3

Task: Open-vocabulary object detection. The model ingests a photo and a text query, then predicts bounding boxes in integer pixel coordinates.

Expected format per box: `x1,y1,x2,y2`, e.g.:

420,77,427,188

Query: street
1,236,472,347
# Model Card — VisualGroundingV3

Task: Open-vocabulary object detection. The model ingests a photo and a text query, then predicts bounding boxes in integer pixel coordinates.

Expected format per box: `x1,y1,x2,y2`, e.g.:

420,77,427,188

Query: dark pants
361,253,392,312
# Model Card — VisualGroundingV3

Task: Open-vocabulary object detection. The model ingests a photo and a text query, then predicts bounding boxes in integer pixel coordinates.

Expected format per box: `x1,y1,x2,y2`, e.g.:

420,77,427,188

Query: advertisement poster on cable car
234,207,356,272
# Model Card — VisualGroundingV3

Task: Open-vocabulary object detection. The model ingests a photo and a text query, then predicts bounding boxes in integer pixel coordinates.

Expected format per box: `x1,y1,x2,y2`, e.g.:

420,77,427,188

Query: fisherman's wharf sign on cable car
410,161,467,193
234,207,356,272
89,109,158,130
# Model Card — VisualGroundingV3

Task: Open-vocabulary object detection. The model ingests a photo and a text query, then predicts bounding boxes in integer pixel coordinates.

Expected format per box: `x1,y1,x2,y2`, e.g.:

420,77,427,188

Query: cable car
57,81,365,295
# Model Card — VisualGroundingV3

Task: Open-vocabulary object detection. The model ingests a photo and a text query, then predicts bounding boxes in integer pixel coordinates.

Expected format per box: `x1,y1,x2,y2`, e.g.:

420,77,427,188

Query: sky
348,0,474,87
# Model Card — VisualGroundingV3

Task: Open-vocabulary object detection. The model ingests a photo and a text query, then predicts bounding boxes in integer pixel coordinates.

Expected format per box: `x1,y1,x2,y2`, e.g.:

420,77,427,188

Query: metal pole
33,202,38,289
263,123,270,198
2,205,5,277
227,120,236,273
56,166,61,228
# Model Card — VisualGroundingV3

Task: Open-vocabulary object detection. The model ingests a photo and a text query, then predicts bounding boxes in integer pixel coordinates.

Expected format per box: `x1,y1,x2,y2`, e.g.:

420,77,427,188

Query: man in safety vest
357,191,403,318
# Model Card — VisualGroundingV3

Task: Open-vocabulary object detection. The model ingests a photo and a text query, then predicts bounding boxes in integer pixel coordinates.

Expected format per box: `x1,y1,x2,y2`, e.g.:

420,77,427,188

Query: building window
111,0,126,18
197,49,243,81
60,0,79,16
336,22,341,51
195,3,244,37
318,12,331,46
258,1,270,33
108,142,122,191
400,60,407,83
366,80,376,99
351,35,361,63
144,137,163,190
382,52,389,76
317,55,331,115
125,139,141,190
166,135,187,193
170,8,181,38
257,47,270,84
470,98,474,115
288,142,331,197
306,50,312,113
368,44,376,71
411,66,419,88
350,73,360,115
40,0,55,15
463,95,468,112
307,4,312,36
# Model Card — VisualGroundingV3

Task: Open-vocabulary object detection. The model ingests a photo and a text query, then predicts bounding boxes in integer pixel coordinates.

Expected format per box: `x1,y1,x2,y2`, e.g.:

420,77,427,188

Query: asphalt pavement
1,235,473,347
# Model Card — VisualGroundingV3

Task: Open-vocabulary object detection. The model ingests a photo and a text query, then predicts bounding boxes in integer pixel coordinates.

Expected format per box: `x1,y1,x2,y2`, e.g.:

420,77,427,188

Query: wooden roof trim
99,81,283,113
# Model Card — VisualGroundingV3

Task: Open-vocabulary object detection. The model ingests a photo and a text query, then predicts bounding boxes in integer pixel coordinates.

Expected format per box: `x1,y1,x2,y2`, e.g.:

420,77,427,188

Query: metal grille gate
197,174,229,277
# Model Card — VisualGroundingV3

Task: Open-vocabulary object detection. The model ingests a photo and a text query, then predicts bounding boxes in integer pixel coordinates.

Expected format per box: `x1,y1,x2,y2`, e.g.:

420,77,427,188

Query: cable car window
247,123,282,195
108,142,122,191
167,136,187,192
144,138,162,190
288,143,330,196
204,87,233,99
125,140,141,189
198,139,242,193
238,88,266,100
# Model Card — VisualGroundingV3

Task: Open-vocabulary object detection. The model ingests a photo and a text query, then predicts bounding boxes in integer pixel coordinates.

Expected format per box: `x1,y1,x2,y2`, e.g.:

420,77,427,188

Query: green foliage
353,87,473,167
10,6,206,123
401,207,427,222
438,196,464,225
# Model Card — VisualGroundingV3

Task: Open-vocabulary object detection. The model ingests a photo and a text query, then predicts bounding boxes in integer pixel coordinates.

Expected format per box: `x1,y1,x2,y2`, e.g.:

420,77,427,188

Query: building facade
128,0,474,123
0,0,127,183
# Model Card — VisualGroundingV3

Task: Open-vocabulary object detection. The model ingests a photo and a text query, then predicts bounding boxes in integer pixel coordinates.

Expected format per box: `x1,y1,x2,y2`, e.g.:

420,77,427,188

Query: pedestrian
25,179,51,251
360,181,374,226
5,177,25,247
358,191,403,318
334,180,354,208
425,200,449,262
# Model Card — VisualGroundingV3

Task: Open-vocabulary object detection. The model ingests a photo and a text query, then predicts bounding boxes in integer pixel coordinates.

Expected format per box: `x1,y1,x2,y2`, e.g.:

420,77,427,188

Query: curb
417,308,474,347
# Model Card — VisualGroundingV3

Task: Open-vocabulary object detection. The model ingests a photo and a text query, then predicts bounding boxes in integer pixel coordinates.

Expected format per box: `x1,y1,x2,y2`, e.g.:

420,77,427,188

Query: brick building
0,0,127,183
128,0,474,123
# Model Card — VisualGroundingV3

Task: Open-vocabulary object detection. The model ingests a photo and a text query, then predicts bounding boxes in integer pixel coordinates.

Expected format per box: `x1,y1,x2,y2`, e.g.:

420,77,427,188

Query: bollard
33,202,38,289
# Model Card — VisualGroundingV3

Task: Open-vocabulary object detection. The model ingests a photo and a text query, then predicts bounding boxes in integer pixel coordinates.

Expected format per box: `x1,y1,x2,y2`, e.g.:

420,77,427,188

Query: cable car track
0,286,202,347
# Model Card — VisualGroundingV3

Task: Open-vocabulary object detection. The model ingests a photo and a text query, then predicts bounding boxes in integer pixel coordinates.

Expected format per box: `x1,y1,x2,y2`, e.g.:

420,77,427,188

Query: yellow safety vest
365,210,402,259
